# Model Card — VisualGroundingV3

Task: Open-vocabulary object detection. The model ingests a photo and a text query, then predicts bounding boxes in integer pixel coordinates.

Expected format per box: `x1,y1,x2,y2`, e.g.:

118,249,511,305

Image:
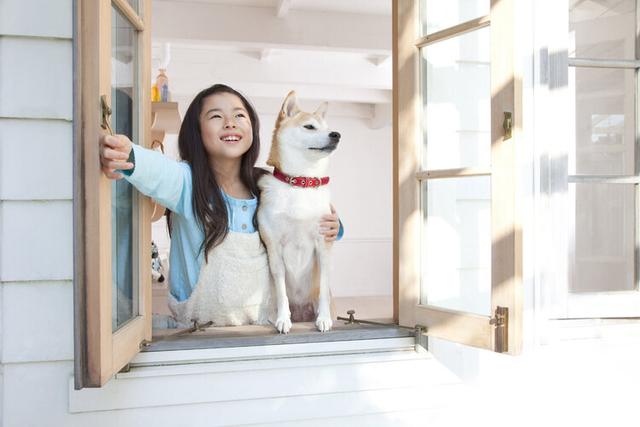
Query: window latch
503,111,513,140
100,94,114,136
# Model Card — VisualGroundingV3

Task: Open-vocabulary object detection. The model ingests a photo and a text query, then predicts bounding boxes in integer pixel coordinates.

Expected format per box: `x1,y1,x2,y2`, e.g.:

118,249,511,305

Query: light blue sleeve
121,144,192,215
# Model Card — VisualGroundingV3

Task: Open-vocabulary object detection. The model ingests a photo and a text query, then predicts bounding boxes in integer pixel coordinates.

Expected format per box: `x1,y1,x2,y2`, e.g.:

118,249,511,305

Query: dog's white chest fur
258,174,330,285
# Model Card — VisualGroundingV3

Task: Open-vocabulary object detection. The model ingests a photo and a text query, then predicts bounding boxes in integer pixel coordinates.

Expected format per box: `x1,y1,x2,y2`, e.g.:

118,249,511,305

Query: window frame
394,0,523,354
74,0,153,389
559,1,640,318
546,0,640,319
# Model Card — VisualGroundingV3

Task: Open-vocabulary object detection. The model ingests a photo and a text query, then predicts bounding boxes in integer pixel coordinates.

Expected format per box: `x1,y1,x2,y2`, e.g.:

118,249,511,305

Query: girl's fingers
101,134,121,148
324,231,338,242
103,160,134,170
321,214,339,222
102,147,129,161
319,221,338,229
102,167,124,180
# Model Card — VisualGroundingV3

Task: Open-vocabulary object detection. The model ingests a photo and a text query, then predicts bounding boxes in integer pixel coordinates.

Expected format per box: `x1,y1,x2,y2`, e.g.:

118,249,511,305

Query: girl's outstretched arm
100,134,192,215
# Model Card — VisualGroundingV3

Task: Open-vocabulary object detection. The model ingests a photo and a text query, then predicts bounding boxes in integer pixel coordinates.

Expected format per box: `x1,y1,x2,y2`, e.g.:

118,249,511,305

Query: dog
257,91,340,333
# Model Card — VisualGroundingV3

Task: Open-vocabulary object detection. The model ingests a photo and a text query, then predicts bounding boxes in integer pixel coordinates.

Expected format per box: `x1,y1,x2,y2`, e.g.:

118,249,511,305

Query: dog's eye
304,124,316,130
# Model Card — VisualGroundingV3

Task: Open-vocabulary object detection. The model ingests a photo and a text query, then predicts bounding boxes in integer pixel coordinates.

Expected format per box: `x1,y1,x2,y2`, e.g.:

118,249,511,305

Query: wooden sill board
146,321,413,352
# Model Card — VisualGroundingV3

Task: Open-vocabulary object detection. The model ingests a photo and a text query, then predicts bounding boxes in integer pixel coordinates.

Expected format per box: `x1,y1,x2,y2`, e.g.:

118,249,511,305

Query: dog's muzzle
310,132,341,153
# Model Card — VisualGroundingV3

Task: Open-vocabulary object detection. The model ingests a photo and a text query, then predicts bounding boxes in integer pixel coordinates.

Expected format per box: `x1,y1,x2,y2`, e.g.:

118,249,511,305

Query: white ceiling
152,0,392,116
157,0,391,16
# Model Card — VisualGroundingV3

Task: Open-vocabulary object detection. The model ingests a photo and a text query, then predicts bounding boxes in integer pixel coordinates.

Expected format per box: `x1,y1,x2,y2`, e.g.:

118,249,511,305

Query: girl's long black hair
171,84,267,261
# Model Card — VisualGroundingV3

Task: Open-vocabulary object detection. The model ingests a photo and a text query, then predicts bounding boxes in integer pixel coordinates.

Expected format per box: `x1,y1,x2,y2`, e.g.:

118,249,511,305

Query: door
394,0,522,354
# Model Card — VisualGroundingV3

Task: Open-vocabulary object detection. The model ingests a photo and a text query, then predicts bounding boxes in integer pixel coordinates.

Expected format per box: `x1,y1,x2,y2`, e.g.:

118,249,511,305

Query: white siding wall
0,1,75,426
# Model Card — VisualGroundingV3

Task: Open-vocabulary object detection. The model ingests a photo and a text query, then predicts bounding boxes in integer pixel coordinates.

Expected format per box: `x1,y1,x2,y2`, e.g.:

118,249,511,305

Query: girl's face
199,92,253,163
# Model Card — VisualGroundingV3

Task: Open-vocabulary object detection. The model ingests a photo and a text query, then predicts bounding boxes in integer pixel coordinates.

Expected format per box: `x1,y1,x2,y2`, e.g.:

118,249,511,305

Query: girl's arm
100,134,192,215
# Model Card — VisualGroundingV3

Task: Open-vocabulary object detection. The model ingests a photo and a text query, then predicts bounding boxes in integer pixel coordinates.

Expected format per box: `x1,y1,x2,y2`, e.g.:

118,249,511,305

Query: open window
560,0,640,319
394,0,523,354
75,0,153,388
75,0,524,391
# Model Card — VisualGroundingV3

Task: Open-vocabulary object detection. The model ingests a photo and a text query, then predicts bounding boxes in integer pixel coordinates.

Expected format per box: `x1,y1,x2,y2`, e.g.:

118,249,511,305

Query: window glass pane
112,6,139,331
126,0,139,13
570,183,636,292
421,176,491,316
421,27,490,171
420,0,489,35
571,67,635,175
569,0,636,60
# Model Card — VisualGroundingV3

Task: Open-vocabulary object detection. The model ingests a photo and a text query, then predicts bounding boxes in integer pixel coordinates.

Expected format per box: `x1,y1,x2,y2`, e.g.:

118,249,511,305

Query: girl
100,84,343,328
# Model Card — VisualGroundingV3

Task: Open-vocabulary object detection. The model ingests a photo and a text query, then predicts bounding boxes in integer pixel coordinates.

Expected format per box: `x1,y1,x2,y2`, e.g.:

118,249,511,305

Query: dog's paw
315,316,333,332
275,316,292,334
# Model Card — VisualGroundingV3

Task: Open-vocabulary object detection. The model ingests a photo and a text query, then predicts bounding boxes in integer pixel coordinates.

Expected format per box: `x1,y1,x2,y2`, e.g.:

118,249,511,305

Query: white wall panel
1,281,73,363
0,37,72,120
0,119,73,200
2,356,465,427
0,0,72,39
330,240,392,297
0,201,73,281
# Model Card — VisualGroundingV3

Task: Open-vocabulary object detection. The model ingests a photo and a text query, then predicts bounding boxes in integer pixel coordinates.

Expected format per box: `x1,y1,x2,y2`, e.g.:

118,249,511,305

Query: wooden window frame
393,0,523,354
74,0,153,389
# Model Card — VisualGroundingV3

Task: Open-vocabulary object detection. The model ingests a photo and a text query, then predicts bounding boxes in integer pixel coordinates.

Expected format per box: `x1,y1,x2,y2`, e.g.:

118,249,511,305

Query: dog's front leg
263,239,292,334
314,240,333,332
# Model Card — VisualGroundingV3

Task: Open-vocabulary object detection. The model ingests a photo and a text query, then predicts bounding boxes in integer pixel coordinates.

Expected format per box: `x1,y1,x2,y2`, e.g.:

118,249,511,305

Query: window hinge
490,306,509,353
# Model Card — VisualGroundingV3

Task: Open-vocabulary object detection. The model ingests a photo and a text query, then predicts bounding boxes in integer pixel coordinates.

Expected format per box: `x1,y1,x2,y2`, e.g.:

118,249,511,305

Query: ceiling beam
152,1,391,54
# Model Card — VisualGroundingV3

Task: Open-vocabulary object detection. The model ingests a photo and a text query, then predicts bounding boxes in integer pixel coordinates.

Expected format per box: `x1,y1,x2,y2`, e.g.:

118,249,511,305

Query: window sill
69,326,424,414
133,321,416,368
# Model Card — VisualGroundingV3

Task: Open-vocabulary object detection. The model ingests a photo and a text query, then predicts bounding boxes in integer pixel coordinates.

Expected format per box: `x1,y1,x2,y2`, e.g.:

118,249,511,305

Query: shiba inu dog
257,91,340,333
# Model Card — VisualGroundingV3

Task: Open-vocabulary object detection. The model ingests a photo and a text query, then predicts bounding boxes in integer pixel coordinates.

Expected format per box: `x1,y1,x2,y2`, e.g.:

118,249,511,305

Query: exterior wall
0,1,75,427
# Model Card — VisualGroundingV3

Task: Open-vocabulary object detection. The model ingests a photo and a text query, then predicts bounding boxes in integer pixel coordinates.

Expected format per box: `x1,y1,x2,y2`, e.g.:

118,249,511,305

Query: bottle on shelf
153,68,170,102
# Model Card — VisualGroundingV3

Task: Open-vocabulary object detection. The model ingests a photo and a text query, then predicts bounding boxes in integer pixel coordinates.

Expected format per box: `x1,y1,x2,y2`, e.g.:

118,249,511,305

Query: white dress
167,231,274,328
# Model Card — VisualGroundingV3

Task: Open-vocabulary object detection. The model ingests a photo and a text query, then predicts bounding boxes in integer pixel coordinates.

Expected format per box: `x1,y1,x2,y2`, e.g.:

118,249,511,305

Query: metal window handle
503,111,513,140
100,95,114,136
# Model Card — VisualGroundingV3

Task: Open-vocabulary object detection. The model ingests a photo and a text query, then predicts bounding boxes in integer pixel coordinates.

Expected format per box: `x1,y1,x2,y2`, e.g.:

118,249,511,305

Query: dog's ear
280,91,300,118
314,102,328,119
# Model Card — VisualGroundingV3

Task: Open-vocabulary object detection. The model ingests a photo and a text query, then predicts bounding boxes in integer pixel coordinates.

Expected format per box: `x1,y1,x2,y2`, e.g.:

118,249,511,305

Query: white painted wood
2,357,466,427
0,201,73,282
155,47,391,104
0,37,72,120
152,1,391,54
69,350,461,413
0,0,72,39
0,119,72,201
131,337,416,367
1,281,73,363
275,0,290,18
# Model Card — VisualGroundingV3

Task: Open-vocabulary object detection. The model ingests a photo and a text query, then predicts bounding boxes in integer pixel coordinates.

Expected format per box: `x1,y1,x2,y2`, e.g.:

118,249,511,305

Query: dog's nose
329,131,341,140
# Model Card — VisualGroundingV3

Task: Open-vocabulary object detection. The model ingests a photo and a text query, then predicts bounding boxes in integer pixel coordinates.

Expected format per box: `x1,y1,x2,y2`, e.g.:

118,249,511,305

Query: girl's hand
319,204,341,242
100,134,134,180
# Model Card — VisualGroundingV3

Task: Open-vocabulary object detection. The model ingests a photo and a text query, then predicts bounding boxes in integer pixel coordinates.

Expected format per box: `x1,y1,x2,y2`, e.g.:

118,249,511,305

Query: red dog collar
273,168,330,188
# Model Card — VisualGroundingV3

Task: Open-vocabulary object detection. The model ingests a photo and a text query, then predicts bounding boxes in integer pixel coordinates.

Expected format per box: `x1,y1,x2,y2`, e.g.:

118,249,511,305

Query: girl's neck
210,157,251,199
